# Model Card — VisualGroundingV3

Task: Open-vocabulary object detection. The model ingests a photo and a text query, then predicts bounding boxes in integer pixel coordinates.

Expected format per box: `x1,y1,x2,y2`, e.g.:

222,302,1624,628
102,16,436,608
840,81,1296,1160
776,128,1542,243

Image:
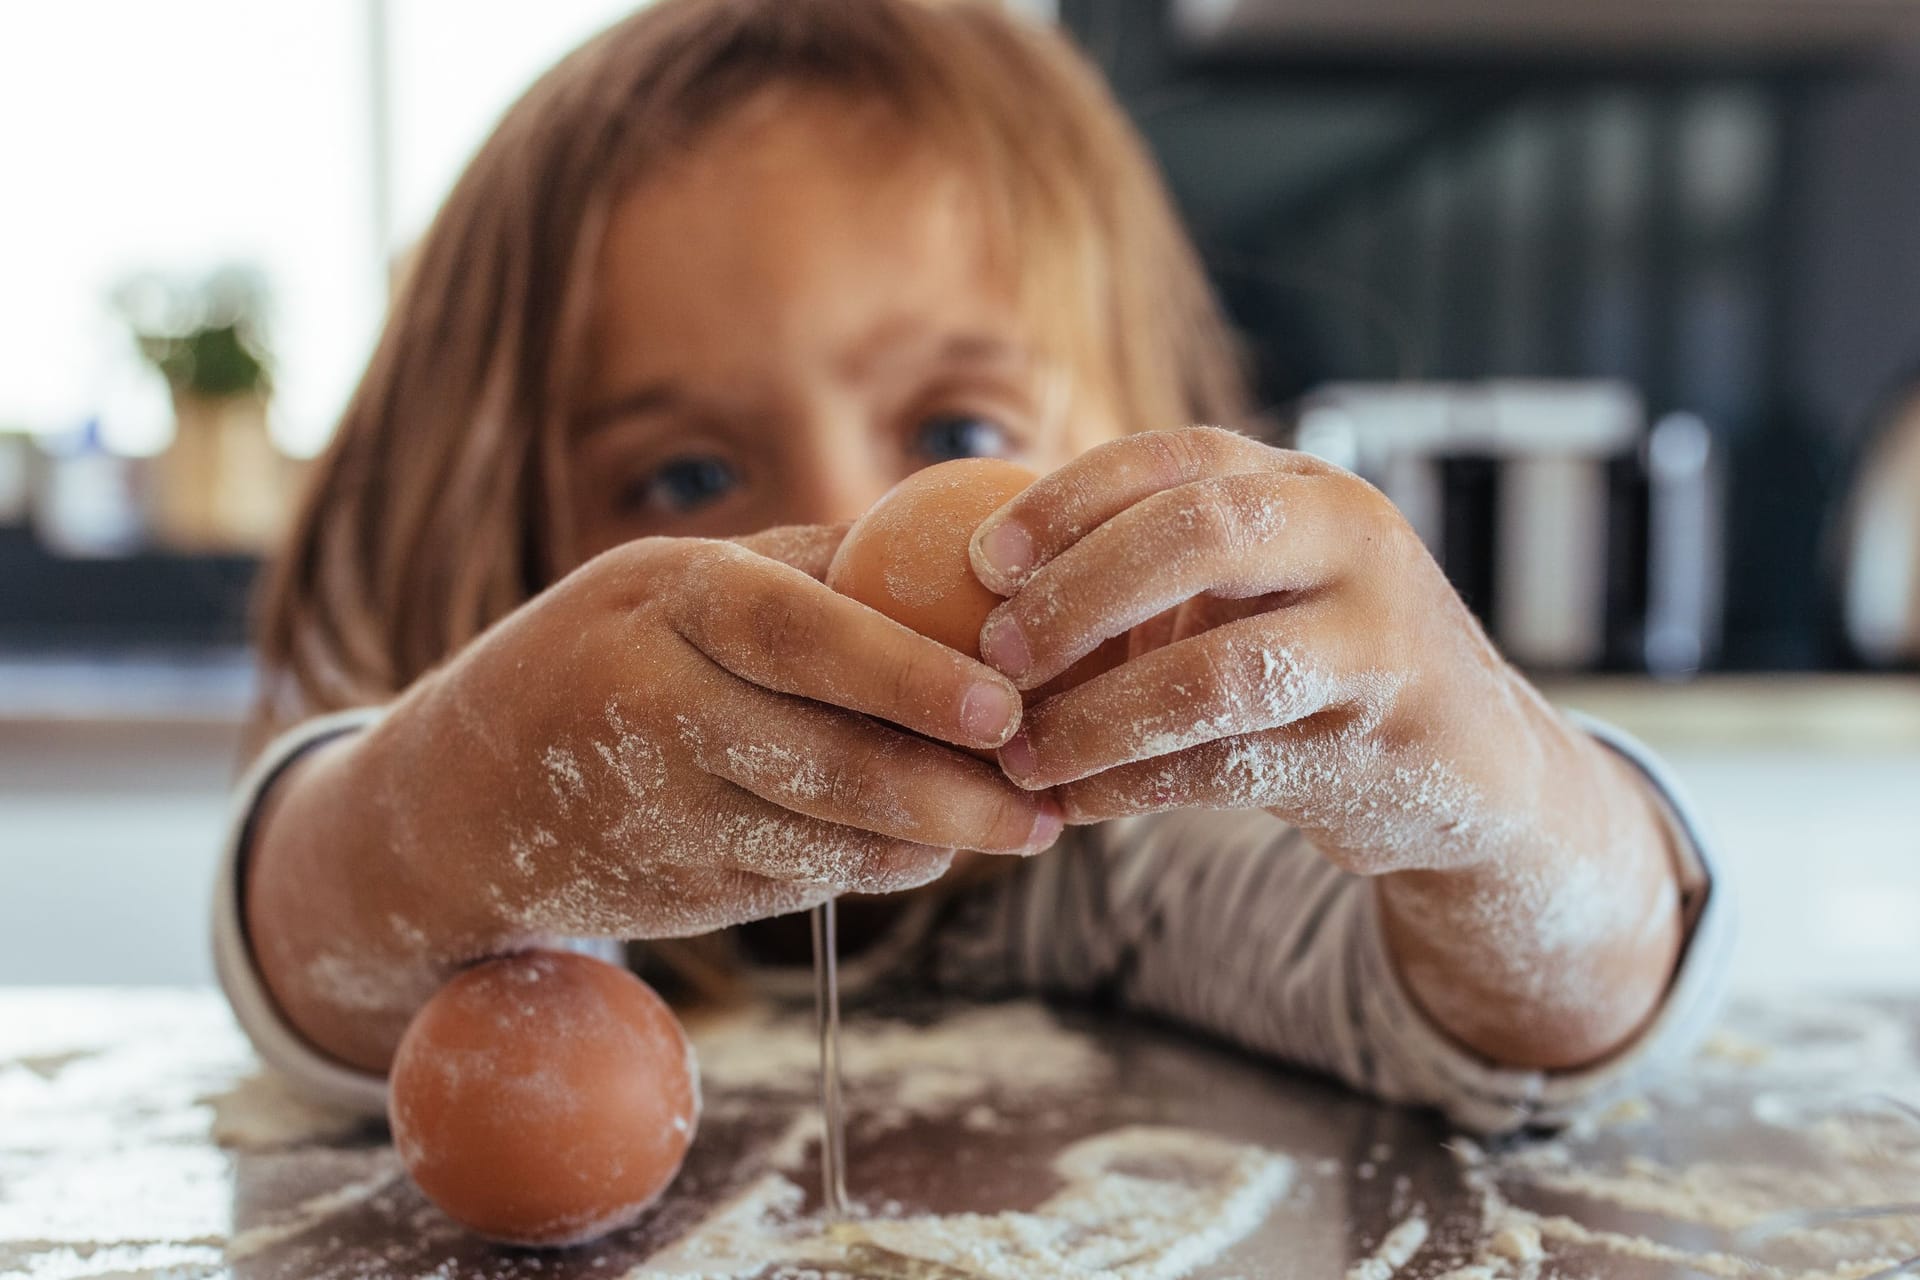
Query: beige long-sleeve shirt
214,708,1731,1134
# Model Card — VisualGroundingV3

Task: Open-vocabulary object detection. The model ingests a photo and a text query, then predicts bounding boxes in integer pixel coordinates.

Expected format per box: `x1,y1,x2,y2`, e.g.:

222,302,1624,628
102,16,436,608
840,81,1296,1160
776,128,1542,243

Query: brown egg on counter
826,456,1127,695
388,950,698,1247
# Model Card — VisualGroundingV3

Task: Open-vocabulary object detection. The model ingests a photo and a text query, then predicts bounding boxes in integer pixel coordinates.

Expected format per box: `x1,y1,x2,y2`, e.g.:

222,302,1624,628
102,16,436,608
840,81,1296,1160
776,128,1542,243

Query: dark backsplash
9,6,1919,670
0,531,256,652
1065,0,1920,671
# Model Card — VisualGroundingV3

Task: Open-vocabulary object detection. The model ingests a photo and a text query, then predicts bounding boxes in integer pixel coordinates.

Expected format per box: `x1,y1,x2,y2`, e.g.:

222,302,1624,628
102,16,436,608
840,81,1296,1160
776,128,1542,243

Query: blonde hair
255,0,1250,734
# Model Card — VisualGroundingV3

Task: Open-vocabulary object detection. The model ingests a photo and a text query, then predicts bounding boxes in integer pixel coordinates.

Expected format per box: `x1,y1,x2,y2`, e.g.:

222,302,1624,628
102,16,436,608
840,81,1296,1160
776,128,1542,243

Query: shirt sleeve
211,708,625,1118
928,713,1734,1134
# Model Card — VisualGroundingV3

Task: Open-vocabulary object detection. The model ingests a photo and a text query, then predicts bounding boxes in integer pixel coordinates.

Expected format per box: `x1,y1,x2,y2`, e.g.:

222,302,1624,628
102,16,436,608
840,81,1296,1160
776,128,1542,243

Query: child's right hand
375,529,1060,943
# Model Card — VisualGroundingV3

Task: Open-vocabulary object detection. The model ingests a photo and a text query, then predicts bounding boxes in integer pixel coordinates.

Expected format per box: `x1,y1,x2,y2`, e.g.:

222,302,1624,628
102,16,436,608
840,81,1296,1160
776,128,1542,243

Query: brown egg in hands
827,457,1036,659
388,950,698,1247
827,457,1126,703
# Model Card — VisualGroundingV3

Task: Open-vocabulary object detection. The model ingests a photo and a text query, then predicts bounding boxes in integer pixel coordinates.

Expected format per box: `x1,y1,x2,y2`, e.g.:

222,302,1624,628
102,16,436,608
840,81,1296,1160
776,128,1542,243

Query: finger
730,522,850,581
676,542,1022,750
999,607,1357,789
674,664,1062,854
1051,719,1334,825
979,470,1360,689
969,427,1309,594
630,852,952,938
704,816,959,897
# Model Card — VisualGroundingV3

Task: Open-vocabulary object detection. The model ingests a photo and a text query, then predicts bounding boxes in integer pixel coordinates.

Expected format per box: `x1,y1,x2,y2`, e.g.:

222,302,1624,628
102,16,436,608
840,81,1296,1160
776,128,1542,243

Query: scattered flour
542,744,588,808
759,1107,822,1174
1701,1029,1775,1067
1450,1084,1920,1280
633,1172,807,1277
1344,1212,1428,1280
494,691,953,941
7,1241,229,1279
200,1070,366,1151
692,1002,1108,1112
1485,1220,1542,1264
1565,1094,1653,1140
628,1125,1291,1280
224,1158,403,1260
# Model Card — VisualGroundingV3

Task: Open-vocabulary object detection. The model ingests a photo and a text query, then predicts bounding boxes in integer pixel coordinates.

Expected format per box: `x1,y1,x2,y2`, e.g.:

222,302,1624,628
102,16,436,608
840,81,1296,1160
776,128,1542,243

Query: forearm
243,689,512,1075
1374,723,1685,1071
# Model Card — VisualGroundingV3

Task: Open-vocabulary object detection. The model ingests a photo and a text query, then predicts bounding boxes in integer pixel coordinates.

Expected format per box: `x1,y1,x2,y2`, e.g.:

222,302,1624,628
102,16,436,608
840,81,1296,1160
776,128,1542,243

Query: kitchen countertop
4,989,1918,1279
1539,675,1920,752
0,649,255,729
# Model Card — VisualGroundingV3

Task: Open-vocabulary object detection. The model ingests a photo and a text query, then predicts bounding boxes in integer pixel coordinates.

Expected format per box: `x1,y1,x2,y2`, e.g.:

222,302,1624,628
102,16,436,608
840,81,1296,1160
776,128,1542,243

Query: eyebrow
840,327,1029,386
573,384,685,440
573,330,1037,440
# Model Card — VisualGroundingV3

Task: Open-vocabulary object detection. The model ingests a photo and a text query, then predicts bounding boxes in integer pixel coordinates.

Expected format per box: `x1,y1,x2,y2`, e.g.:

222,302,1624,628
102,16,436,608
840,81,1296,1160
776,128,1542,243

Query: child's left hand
968,427,1687,1070
966,426,1558,863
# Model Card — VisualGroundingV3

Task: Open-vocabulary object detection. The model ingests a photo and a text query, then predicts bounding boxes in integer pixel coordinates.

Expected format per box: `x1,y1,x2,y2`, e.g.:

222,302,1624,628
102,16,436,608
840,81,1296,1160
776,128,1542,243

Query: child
216,0,1728,1135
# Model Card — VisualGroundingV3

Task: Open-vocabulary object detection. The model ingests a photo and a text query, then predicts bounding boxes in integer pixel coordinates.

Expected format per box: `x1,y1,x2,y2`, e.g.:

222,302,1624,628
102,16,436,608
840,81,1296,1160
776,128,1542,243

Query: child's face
566,91,1123,563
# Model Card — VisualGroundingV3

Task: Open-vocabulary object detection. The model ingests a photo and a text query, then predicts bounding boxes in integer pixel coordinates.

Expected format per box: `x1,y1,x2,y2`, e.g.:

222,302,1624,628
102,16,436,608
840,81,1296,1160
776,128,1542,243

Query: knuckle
569,535,673,608
1189,638,1249,718
1344,475,1421,559
822,752,878,818
1180,483,1244,555
1273,444,1340,477
1335,469,1397,524
887,643,943,716
740,575,819,655
987,794,1039,848
1140,429,1208,489
666,542,736,629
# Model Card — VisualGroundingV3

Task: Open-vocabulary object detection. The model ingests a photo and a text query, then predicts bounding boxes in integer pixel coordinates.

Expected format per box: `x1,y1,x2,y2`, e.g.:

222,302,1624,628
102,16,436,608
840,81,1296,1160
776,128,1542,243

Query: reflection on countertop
2,990,1917,1279
0,647,256,727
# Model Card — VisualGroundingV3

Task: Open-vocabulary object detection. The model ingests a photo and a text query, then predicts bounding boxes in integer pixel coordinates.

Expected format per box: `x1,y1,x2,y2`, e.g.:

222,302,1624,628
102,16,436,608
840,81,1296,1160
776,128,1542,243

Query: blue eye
625,456,738,515
914,414,1012,463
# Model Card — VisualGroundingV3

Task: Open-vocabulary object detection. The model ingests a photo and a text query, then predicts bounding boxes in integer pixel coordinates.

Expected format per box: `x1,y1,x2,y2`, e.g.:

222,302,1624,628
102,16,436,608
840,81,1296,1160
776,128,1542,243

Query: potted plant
113,265,288,552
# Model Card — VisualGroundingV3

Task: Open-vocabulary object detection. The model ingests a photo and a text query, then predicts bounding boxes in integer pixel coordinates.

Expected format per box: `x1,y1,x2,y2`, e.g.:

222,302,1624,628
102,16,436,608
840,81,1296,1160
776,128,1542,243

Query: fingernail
1024,797,1063,852
975,519,1035,585
960,680,1020,746
979,614,1032,680
998,728,1037,782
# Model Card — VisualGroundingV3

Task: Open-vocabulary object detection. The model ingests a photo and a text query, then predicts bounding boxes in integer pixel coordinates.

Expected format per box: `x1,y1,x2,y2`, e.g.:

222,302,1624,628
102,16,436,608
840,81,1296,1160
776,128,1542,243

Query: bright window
0,1,645,459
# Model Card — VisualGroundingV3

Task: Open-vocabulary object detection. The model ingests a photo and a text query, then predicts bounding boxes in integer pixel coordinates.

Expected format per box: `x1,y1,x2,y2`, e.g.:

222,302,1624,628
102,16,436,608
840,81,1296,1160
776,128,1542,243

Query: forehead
587,90,1032,386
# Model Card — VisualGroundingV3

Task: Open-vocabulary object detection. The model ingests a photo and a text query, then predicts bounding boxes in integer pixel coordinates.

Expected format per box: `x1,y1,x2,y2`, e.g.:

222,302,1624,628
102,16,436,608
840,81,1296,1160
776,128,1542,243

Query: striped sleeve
928,716,1734,1134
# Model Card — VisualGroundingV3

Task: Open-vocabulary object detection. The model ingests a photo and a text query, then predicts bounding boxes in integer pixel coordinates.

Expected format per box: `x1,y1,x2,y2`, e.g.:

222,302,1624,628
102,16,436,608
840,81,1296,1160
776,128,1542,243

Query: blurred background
2,1,1917,994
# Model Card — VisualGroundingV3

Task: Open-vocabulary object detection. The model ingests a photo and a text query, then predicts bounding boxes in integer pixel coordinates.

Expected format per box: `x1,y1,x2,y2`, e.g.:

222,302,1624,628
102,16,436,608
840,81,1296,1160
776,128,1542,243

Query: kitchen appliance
1294,380,1723,675
1842,383,1920,667
1173,0,1920,59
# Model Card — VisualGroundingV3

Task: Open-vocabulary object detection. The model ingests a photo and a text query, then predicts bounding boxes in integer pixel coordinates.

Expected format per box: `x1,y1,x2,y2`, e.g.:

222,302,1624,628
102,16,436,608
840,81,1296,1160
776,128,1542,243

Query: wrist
355,672,528,954
1374,718,1685,1070
245,724,447,1072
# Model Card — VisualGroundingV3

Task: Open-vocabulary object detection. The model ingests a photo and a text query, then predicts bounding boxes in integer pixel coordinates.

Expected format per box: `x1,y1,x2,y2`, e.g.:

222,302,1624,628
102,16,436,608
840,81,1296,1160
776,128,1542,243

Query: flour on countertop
692,1002,1108,1112
1343,1212,1427,1280
6,1241,230,1279
224,1155,403,1261
200,1070,366,1151
628,1125,1292,1280
1448,1052,1920,1280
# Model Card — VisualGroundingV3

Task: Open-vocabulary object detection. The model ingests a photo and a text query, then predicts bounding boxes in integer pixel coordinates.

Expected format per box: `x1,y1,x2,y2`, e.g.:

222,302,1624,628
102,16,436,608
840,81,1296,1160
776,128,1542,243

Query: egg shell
388,950,699,1247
